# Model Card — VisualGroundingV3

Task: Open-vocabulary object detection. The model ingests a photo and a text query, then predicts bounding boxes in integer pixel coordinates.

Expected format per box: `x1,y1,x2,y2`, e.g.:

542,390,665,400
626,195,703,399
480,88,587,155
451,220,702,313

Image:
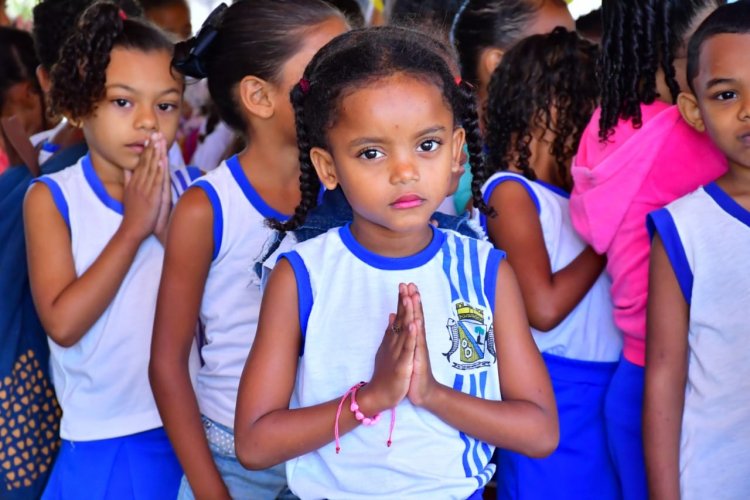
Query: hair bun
173,3,227,79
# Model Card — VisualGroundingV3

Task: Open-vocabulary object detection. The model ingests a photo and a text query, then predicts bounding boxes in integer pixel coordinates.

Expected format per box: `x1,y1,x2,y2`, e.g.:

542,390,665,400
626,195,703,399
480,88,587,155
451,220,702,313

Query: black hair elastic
173,3,227,79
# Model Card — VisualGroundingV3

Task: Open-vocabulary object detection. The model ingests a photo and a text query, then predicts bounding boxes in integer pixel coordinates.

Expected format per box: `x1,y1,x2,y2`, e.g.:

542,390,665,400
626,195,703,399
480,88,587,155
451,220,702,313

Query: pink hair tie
118,9,127,20
334,382,396,454
299,78,311,94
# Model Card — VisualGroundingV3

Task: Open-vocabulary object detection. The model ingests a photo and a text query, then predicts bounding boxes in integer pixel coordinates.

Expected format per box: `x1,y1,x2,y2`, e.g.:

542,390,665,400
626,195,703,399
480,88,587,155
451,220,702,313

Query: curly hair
48,1,174,121
269,26,492,231
32,0,142,72
598,0,724,141
172,0,344,134
452,0,572,87
482,28,599,192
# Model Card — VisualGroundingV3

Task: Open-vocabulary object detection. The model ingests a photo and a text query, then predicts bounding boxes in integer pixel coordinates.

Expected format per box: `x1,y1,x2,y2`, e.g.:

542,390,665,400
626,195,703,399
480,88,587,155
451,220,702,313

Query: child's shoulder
38,154,86,185
436,226,504,262
661,184,713,218
286,225,345,256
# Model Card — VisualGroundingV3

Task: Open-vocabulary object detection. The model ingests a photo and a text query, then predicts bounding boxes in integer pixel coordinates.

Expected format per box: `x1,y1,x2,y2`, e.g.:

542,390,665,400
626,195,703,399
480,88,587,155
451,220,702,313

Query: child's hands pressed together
405,284,439,408
152,137,172,244
121,132,167,242
364,284,418,412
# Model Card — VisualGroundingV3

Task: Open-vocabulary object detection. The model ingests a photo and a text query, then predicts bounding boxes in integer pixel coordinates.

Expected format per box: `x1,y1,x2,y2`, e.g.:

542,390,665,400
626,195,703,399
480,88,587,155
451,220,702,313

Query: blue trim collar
704,182,750,229
226,155,291,221
338,224,445,270
82,154,124,214
535,180,570,199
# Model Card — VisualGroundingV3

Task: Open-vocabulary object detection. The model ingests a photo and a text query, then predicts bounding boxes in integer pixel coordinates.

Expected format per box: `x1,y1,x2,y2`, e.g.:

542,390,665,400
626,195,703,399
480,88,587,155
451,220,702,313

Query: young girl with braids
568,1,726,498
234,26,558,499
23,2,185,497
477,28,621,500
149,2,348,499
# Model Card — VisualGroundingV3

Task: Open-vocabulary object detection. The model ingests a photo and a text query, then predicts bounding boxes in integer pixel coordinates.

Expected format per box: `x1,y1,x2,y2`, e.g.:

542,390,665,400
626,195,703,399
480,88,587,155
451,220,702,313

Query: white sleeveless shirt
33,155,169,440
479,172,621,362
282,225,503,499
648,183,750,499
191,155,288,428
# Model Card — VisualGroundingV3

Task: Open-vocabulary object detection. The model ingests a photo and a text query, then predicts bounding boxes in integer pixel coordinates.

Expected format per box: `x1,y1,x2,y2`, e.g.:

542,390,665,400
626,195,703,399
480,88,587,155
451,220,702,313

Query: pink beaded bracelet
334,382,396,454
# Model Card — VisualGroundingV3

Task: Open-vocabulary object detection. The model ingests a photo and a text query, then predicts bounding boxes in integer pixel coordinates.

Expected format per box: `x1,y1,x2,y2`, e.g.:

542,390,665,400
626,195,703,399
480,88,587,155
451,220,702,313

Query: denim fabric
177,416,295,500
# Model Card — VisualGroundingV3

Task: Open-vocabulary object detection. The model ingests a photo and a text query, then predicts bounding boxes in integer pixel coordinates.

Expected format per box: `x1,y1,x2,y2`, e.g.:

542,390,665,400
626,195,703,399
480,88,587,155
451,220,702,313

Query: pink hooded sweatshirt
570,101,726,367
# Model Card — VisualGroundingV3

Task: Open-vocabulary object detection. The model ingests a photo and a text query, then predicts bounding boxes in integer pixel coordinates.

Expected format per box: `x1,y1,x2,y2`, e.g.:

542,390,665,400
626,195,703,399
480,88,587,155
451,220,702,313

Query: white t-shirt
191,155,288,428
283,225,503,499
648,182,750,500
33,155,173,440
479,172,621,362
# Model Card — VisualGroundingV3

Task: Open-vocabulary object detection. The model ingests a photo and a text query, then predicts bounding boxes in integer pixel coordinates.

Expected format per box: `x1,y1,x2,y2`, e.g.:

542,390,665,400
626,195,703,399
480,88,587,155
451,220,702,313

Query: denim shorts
177,416,295,500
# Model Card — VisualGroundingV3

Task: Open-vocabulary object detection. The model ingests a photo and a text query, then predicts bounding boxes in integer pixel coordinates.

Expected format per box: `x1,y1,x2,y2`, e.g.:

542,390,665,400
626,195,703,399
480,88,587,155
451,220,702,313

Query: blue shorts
177,416,294,500
604,357,646,500
497,353,619,500
42,427,181,500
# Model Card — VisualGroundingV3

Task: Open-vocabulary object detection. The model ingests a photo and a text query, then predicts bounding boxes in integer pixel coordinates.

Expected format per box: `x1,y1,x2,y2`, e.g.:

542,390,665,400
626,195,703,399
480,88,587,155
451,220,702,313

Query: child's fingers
161,153,171,200
123,169,132,188
144,138,163,194
411,288,425,332
135,140,156,189
398,323,417,367
392,284,407,332
383,313,399,347
402,291,415,331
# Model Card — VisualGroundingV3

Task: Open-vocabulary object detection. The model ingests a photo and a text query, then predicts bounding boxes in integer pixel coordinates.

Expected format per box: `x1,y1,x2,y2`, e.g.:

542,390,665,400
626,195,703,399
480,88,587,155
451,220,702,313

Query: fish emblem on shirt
444,302,495,370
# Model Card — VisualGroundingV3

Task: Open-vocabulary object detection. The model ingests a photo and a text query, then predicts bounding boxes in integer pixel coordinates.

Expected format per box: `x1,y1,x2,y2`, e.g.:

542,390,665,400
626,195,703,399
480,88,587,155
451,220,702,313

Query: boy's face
680,33,750,171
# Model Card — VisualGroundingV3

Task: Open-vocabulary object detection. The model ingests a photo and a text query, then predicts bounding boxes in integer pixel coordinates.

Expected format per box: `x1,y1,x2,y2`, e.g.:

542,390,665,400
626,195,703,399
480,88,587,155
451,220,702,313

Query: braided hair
49,1,174,121
598,0,724,140
482,28,599,192
269,26,492,231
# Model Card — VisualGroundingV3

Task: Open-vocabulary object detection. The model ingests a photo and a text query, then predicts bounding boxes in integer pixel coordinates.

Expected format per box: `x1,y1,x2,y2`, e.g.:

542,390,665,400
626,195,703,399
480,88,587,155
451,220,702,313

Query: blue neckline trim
704,182,750,229
338,223,445,270
82,154,124,214
41,141,61,153
226,155,291,221
535,180,570,199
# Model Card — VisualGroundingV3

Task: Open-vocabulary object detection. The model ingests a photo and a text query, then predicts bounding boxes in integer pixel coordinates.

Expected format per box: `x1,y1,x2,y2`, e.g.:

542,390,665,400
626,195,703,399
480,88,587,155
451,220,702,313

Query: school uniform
282,224,504,499
177,155,290,499
32,154,181,499
480,172,622,500
648,183,750,500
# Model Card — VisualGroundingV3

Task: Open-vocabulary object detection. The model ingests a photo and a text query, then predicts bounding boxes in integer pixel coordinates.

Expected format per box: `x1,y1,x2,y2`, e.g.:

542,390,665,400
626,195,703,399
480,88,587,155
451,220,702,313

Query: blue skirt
497,353,619,500
42,427,182,500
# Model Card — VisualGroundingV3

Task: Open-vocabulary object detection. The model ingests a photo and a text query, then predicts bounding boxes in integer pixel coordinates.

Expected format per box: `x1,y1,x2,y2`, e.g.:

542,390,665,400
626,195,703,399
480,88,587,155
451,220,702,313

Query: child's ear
36,66,51,94
677,91,705,133
238,76,273,120
480,48,504,82
451,127,466,174
310,147,338,190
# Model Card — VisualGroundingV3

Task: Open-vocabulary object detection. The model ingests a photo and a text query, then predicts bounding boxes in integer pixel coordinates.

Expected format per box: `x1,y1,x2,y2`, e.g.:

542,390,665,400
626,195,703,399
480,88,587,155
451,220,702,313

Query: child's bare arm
644,235,688,500
486,182,605,331
24,142,163,347
407,261,559,457
148,187,230,500
234,260,416,470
